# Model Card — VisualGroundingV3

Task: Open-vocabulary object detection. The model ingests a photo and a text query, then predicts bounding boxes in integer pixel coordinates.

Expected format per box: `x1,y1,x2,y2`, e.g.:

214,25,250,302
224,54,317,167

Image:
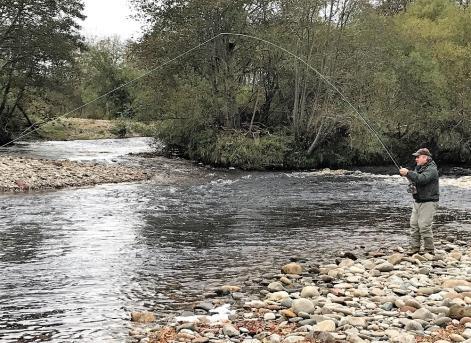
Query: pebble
0,156,149,192
136,244,471,343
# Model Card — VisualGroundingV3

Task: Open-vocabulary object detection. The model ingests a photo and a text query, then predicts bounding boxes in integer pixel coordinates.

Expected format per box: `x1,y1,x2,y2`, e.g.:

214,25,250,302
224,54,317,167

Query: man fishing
399,148,439,255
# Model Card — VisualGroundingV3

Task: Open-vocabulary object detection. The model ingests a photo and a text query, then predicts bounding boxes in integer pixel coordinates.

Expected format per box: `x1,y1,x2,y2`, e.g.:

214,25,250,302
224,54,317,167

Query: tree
0,0,84,144
79,37,135,119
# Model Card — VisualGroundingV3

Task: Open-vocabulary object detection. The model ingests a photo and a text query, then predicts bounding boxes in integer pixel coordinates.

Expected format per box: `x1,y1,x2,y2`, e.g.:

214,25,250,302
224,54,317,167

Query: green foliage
0,0,84,144
78,38,137,119
207,133,292,170
129,0,471,168
110,120,128,138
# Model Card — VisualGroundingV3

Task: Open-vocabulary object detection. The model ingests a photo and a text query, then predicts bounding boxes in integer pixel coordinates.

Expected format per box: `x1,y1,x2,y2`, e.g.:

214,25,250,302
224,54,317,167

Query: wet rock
268,282,285,292
130,311,156,323
340,252,358,260
267,291,290,302
281,263,303,275
194,302,214,311
219,285,242,294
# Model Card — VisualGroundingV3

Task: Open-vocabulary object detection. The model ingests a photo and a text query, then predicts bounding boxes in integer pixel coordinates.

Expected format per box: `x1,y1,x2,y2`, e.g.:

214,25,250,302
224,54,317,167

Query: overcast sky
80,0,142,41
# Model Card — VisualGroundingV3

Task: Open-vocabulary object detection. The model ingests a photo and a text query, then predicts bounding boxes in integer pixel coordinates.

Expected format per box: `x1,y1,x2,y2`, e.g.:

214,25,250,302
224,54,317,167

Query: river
0,138,470,342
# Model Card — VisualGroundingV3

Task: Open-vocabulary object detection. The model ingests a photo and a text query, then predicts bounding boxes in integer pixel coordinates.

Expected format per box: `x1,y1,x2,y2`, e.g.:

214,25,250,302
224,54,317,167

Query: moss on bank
157,128,381,170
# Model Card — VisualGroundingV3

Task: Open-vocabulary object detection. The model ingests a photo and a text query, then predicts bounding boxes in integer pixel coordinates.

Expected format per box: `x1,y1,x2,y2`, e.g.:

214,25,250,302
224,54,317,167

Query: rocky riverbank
0,156,150,192
129,241,471,343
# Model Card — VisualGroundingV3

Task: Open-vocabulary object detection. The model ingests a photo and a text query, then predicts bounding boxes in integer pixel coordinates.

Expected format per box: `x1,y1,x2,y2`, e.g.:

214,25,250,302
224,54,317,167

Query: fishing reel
407,183,417,194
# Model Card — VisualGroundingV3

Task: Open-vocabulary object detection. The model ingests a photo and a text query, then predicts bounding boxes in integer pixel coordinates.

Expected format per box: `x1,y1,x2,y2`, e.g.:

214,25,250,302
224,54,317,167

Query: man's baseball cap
412,148,432,157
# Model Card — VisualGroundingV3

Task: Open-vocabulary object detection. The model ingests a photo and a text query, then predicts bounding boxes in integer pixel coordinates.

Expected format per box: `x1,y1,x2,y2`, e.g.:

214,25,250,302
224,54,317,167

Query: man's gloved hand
399,168,409,176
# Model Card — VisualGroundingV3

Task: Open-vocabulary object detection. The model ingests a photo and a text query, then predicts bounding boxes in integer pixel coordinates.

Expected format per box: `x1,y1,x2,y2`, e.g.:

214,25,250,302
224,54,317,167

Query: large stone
292,298,315,314
223,324,240,337
417,287,441,295
312,332,336,342
194,302,214,311
399,306,417,313
219,285,241,294
266,291,290,302
313,319,336,332
300,286,319,298
434,317,452,327
456,286,471,293
280,309,297,318
443,280,471,289
388,253,403,265
282,336,305,343
405,320,423,332
281,263,303,275
376,262,394,272
390,333,416,343
268,282,285,292
339,259,355,268
404,298,422,309
346,317,367,328
411,308,434,320
130,311,155,323
463,329,471,339
449,333,465,342
449,305,471,320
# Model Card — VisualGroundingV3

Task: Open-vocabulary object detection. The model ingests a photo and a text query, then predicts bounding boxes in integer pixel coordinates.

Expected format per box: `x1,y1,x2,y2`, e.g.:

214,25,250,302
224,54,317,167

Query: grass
37,118,157,141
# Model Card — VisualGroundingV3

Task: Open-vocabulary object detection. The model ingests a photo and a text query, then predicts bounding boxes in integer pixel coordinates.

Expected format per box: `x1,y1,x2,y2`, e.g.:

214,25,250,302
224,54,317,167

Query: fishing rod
218,33,401,170
0,32,402,171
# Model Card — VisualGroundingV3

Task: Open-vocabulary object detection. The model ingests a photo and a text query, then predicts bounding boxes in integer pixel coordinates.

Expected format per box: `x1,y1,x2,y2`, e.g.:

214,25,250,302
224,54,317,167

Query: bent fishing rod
0,32,402,171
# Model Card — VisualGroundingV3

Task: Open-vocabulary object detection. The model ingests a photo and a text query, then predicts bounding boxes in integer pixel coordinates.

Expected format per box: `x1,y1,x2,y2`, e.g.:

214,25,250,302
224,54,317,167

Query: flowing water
0,138,470,342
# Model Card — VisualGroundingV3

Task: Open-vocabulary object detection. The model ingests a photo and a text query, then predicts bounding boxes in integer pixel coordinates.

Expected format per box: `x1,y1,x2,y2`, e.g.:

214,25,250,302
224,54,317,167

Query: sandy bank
0,156,150,192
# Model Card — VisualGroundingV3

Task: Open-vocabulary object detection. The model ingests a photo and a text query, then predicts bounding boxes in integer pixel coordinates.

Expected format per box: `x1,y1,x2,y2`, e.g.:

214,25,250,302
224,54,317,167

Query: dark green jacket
407,160,439,203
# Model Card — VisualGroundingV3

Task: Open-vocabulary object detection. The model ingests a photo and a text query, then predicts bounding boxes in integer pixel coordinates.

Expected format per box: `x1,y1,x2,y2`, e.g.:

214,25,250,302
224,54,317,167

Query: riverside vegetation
129,241,471,343
1,0,471,169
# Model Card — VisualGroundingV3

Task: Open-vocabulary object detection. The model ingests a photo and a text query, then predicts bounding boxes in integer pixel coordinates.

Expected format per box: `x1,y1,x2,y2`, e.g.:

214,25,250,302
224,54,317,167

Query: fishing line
0,34,224,148
0,32,402,170
218,33,400,170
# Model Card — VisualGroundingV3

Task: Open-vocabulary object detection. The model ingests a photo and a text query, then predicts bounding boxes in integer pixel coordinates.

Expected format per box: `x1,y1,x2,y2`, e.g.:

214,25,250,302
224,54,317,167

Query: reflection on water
0,139,470,342
0,137,153,163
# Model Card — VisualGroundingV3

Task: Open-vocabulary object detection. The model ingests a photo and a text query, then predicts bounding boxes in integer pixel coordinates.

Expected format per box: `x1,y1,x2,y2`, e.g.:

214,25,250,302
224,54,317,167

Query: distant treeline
1,0,470,169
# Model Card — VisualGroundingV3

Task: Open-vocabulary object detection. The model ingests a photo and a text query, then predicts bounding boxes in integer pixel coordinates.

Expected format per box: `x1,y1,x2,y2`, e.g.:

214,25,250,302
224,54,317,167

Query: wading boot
423,238,435,256
406,249,420,256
